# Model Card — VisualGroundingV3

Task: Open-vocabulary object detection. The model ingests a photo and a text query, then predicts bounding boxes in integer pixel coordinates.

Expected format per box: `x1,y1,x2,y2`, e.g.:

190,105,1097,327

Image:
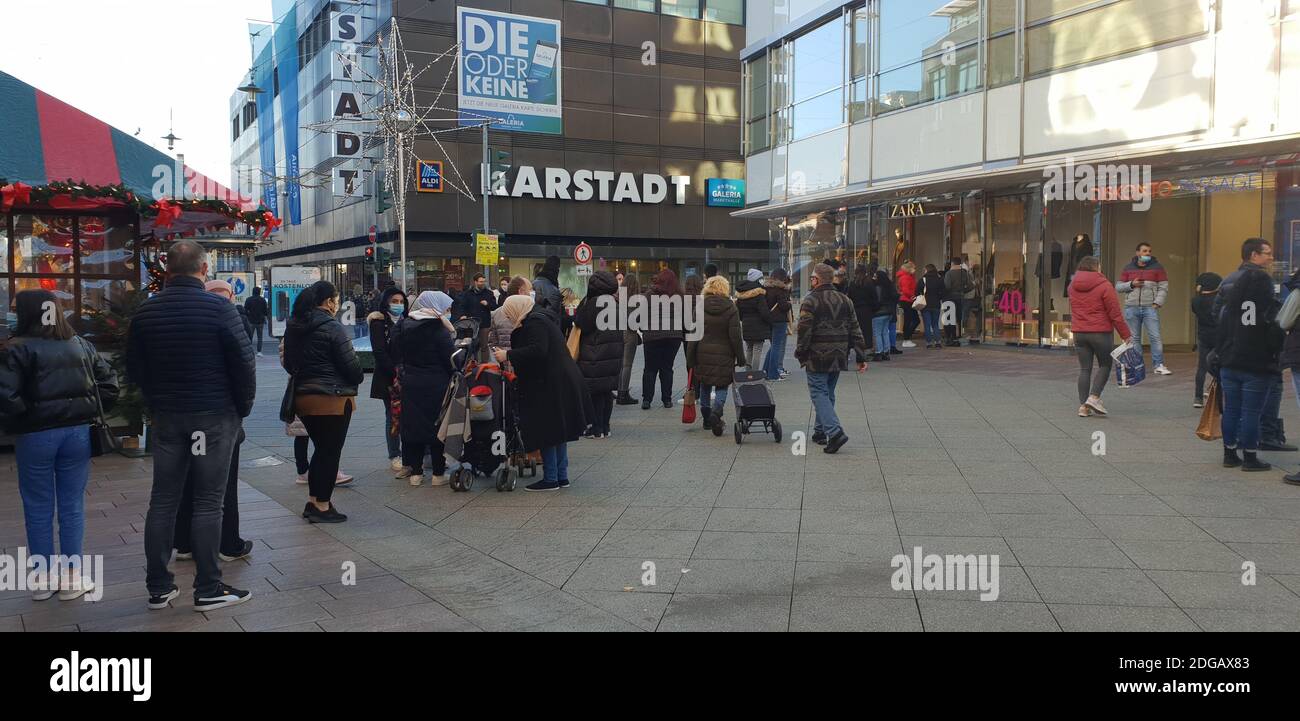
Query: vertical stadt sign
457,7,562,135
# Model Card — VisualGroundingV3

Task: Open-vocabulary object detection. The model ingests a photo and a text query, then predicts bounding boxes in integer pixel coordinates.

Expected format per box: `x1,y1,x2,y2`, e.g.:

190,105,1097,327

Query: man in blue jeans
796,264,869,454
1215,238,1284,472
1116,243,1173,375
127,240,257,612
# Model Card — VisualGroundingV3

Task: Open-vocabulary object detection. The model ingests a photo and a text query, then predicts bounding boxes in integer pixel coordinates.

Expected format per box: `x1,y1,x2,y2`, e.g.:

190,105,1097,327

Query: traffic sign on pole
574,242,593,265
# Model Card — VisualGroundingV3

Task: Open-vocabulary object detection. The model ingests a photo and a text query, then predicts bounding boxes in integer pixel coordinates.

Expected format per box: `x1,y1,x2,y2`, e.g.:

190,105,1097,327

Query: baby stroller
440,320,535,492
732,369,782,444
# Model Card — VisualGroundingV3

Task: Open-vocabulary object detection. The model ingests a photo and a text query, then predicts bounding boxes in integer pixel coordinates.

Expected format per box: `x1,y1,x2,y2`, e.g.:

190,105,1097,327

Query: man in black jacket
244,286,268,356
1216,238,1283,473
127,239,256,612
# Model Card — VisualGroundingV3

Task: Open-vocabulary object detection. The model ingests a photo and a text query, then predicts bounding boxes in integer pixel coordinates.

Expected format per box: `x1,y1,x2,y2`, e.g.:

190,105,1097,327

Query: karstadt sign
487,165,692,205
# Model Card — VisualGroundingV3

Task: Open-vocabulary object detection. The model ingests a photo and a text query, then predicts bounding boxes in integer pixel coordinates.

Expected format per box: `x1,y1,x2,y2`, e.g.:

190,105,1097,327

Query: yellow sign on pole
475,233,499,266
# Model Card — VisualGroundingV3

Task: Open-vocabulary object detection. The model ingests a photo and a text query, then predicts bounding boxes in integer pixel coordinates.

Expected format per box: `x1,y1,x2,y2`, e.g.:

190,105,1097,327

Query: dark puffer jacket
1282,272,1300,371
127,275,256,417
686,294,746,387
1216,267,1283,377
575,271,624,394
735,280,772,342
764,278,793,323
390,316,455,441
0,335,119,434
283,308,364,397
532,271,564,324
367,287,407,401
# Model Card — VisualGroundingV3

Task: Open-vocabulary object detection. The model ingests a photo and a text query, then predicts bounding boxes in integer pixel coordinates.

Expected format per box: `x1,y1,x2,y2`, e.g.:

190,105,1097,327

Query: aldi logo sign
417,160,444,193
706,178,745,208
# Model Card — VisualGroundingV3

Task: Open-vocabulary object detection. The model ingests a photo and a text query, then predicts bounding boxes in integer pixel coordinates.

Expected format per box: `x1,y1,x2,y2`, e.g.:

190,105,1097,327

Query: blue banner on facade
274,1,300,225
457,7,562,135
253,36,278,217
706,179,746,208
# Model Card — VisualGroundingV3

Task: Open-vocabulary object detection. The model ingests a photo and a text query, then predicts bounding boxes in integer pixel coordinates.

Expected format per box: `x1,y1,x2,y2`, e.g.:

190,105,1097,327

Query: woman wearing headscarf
576,271,624,438
488,276,530,365
368,286,408,471
493,296,590,491
640,269,684,410
390,291,456,487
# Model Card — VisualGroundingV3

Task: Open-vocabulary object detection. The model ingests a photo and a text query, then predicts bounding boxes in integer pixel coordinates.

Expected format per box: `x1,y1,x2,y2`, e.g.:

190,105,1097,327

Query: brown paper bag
1195,378,1222,442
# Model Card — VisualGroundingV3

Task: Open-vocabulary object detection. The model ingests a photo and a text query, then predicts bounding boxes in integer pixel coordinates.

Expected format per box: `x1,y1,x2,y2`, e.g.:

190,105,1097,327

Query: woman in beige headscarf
492,294,590,491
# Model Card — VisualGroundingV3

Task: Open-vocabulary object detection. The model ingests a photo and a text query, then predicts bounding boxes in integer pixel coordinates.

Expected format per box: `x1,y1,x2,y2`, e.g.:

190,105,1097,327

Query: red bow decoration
153,199,182,229
1,182,32,211
260,211,282,239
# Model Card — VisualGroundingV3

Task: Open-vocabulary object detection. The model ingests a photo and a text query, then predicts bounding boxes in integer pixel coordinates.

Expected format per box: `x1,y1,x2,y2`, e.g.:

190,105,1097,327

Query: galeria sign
488,165,691,205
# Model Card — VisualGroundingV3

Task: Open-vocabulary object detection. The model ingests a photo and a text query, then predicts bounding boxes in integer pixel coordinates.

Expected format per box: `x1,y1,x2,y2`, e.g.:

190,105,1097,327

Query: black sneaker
616,394,640,406
890,347,902,355
1260,440,1298,452
811,431,828,445
147,585,180,610
582,427,597,439
824,432,849,454
662,399,673,409
193,583,252,612
304,503,348,524
1284,471,1300,486
641,400,652,410
219,540,255,562
557,478,571,488
525,479,563,492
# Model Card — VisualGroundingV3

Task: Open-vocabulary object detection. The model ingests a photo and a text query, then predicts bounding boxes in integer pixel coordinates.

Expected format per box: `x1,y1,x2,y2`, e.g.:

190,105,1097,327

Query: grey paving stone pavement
4,345,1300,631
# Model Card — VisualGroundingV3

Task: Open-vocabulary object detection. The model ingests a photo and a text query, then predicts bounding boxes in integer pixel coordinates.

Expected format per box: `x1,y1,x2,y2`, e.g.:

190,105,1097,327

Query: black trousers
402,438,446,476
1195,332,1214,400
300,405,353,503
294,435,310,475
900,302,920,341
252,322,264,353
174,427,245,556
643,339,681,403
589,391,614,434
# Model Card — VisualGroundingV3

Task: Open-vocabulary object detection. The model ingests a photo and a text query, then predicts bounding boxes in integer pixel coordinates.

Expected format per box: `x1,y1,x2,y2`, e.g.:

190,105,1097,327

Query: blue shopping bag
1111,341,1146,388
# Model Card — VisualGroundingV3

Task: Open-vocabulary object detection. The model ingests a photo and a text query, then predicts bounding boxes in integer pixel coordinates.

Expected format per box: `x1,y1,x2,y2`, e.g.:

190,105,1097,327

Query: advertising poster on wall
457,7,562,135
219,272,257,305
270,266,322,337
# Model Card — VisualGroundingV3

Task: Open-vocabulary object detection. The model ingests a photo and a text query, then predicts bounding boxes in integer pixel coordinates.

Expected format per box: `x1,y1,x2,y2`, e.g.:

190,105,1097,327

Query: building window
793,19,844,103
661,0,701,19
704,0,743,25
876,0,982,115
987,0,1020,88
572,0,608,4
242,102,257,131
232,116,241,142
745,53,770,154
614,0,656,12
1025,0,1209,77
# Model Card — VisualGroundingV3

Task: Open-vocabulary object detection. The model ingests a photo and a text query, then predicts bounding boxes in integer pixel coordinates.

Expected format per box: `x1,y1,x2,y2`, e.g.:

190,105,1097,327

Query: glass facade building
739,0,1300,349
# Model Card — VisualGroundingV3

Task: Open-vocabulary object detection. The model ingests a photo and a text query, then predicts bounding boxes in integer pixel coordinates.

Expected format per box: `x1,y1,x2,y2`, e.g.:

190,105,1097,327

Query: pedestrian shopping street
3,345,1300,632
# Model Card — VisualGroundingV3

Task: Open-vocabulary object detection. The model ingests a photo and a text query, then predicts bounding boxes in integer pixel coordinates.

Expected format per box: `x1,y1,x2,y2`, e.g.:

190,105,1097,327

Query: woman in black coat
872,270,899,361
390,291,456,487
920,265,947,349
494,296,590,491
735,268,772,369
846,265,878,361
282,281,363,523
367,286,408,471
576,270,624,438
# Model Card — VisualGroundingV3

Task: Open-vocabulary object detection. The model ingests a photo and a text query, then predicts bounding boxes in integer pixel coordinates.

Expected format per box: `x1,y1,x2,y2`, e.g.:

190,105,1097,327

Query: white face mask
529,290,536,299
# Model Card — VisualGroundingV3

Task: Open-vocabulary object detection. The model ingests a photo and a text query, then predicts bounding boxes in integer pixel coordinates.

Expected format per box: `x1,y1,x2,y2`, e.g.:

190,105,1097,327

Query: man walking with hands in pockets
796,264,869,455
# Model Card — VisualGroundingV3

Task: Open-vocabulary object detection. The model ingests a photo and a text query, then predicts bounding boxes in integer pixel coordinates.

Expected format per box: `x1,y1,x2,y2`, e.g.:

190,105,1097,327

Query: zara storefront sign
487,165,691,205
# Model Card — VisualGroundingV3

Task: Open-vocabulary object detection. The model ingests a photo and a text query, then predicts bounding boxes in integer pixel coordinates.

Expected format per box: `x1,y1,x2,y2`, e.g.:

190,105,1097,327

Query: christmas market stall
0,70,279,439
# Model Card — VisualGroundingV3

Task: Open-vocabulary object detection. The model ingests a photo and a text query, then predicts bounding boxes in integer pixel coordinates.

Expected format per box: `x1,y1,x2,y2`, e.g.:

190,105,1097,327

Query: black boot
1242,451,1272,472
700,406,712,429
1223,448,1242,468
616,392,639,406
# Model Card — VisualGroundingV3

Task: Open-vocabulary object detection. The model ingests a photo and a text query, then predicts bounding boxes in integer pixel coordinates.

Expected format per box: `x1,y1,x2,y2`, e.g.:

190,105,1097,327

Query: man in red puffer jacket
1069,256,1132,417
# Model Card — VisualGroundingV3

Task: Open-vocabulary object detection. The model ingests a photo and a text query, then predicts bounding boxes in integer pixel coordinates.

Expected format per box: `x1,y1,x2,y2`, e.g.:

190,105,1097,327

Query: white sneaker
256,352,265,358
31,575,57,602
901,341,918,349
295,473,308,485
407,474,423,487
394,467,412,479
390,457,403,472
335,471,354,486
1154,365,1173,376
58,575,94,602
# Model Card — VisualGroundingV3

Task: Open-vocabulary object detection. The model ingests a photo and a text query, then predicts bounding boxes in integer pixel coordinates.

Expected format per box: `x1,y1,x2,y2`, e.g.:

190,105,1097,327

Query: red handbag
681,370,697,424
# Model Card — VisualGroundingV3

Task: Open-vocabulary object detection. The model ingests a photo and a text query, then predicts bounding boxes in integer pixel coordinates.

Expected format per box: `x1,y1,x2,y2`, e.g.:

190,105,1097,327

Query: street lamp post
393,109,415,291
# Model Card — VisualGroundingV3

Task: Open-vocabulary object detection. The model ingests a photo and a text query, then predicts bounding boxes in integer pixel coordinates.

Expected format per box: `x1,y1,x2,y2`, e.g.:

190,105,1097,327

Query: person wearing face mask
368,287,408,471
390,291,457,487
1116,242,1172,376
